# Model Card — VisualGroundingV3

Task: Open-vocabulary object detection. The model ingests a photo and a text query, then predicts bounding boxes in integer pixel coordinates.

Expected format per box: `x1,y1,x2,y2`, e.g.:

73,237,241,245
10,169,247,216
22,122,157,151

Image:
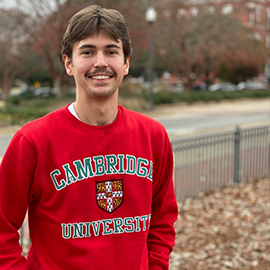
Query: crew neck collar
62,104,124,134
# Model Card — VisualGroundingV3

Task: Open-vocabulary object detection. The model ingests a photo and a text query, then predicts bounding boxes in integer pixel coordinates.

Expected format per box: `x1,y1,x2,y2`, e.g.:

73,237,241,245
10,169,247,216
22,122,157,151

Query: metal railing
20,125,270,254
172,125,270,200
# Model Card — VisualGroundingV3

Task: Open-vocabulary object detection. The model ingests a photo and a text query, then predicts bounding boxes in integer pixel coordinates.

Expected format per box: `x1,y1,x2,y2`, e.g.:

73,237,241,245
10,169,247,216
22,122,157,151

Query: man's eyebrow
78,44,96,50
78,44,121,50
105,44,121,50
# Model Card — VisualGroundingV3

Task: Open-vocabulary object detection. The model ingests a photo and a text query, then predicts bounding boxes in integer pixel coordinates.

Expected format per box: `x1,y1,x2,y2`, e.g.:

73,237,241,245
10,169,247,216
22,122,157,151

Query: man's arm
0,131,36,269
148,135,178,270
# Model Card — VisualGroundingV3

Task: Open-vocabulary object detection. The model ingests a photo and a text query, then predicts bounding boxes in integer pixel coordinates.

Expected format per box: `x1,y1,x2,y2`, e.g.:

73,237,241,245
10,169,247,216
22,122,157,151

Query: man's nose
94,52,108,69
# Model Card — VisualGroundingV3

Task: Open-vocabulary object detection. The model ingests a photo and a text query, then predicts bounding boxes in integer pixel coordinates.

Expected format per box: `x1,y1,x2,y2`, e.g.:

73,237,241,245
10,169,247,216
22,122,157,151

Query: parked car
33,87,56,97
9,85,35,97
236,81,269,91
209,82,236,92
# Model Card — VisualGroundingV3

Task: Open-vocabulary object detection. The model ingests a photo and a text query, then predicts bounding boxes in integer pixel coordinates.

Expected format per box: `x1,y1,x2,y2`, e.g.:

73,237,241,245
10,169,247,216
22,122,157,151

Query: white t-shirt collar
68,102,81,121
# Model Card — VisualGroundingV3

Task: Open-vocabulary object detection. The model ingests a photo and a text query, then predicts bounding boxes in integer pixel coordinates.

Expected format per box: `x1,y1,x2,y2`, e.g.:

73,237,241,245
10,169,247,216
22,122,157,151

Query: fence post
20,225,24,249
171,142,177,201
268,126,270,177
234,126,240,183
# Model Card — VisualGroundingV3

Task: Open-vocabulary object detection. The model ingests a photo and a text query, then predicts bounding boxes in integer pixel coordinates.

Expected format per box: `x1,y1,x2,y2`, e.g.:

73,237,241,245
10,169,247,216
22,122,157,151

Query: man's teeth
91,75,110,80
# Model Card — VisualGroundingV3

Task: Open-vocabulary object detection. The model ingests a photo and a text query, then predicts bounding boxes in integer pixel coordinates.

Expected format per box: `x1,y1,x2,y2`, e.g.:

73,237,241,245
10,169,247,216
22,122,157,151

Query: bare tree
9,0,149,96
6,0,80,97
0,9,29,99
0,0,158,98
155,5,267,90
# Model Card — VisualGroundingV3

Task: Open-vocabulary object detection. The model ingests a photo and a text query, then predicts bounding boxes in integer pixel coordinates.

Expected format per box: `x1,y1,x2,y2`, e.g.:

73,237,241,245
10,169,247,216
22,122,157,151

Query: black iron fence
19,125,270,254
172,125,270,201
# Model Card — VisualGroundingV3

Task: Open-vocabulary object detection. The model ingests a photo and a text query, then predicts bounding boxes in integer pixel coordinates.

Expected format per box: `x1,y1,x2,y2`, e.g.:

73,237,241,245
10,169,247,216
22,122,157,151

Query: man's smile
90,75,111,80
86,70,115,81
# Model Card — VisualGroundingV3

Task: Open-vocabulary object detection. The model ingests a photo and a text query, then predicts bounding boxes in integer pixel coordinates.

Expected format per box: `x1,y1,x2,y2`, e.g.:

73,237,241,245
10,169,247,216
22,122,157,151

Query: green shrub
152,89,270,105
0,96,62,125
153,91,176,104
0,89,269,126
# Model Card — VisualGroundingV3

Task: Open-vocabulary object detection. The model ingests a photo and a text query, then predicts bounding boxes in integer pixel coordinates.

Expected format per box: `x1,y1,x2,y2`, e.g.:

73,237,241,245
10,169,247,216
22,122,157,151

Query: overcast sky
0,0,30,9
0,0,66,12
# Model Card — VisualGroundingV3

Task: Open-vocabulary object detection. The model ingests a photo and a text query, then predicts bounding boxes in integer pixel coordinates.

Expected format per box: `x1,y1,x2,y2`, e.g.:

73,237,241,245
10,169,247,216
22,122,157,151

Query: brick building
177,0,270,49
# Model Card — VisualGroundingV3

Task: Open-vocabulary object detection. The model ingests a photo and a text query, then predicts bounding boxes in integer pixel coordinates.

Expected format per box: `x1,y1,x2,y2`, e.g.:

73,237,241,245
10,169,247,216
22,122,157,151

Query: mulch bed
170,178,270,270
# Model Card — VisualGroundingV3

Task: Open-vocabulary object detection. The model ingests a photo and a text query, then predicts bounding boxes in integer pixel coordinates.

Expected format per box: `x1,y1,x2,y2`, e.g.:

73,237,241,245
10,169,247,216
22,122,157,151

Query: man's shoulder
121,106,167,136
122,106,164,128
20,107,66,135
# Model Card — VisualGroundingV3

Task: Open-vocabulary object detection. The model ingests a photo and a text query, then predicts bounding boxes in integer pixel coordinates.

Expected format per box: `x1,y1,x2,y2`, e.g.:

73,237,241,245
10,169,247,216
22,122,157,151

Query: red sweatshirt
0,105,178,270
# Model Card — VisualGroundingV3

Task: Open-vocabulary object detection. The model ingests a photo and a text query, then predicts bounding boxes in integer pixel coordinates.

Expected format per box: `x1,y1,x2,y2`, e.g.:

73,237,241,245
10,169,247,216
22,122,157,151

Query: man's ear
124,57,130,76
63,54,73,76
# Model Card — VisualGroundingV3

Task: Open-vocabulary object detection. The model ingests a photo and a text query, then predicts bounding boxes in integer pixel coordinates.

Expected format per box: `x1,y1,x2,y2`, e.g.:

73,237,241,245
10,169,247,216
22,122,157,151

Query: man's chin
88,88,118,99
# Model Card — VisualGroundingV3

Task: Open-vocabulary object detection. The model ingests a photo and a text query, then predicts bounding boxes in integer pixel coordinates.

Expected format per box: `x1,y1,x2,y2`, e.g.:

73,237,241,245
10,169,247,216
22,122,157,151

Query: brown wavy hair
61,5,132,63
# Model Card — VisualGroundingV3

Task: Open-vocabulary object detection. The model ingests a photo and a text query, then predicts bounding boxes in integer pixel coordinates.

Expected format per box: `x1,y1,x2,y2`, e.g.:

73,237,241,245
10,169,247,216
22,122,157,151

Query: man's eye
83,51,92,55
108,51,117,55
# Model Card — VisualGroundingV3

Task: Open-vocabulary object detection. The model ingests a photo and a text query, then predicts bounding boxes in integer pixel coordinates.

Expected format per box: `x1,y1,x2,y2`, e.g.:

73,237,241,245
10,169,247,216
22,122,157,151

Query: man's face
63,31,130,100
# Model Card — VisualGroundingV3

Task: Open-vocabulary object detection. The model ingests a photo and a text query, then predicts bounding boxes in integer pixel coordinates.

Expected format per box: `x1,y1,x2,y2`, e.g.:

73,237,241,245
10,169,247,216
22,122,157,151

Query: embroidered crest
96,180,124,213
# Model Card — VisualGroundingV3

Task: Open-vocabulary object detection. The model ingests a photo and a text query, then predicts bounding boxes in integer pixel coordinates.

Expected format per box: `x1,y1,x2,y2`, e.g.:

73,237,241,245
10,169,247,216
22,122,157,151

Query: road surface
0,99,269,157
149,98,270,138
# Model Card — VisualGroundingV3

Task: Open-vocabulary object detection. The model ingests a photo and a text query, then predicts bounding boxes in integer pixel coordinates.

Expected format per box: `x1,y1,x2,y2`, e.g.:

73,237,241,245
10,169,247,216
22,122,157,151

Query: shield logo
96,180,124,213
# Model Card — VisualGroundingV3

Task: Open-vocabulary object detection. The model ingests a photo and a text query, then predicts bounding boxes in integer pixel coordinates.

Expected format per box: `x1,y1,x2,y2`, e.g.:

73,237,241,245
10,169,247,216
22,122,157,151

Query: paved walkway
146,98,270,138
0,98,269,135
146,98,270,119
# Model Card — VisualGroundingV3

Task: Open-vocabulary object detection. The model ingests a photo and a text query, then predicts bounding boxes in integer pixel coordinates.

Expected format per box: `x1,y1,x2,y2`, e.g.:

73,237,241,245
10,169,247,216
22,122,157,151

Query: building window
177,8,186,19
222,4,233,15
186,0,202,4
207,5,215,14
249,10,255,27
255,9,261,23
254,32,262,40
163,10,172,19
190,7,199,17
267,7,270,19
266,33,270,49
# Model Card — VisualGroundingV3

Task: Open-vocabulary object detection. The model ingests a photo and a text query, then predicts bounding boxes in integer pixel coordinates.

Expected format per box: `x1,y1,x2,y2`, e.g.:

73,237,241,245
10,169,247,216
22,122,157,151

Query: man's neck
73,97,118,126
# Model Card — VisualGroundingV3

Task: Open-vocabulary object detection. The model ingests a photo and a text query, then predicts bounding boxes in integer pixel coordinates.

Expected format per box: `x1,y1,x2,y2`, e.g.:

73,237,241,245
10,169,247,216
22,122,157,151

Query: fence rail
172,125,270,200
20,125,270,254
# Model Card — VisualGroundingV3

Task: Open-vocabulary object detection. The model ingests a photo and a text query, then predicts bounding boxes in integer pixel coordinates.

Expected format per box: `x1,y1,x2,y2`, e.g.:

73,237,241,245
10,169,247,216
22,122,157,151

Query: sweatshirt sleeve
0,131,37,269
148,133,178,270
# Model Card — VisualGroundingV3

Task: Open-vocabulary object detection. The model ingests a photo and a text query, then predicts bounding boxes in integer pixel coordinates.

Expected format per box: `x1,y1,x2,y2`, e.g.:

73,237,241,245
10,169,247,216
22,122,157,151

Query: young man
0,5,178,270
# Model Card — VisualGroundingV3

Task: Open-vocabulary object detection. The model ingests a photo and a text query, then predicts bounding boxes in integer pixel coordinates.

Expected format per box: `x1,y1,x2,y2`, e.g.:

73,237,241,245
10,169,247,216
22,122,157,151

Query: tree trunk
1,68,13,100
54,70,73,98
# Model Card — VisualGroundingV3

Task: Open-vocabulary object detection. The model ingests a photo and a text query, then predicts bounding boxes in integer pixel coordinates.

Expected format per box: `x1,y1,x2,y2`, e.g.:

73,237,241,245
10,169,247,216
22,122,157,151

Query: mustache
86,69,115,77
